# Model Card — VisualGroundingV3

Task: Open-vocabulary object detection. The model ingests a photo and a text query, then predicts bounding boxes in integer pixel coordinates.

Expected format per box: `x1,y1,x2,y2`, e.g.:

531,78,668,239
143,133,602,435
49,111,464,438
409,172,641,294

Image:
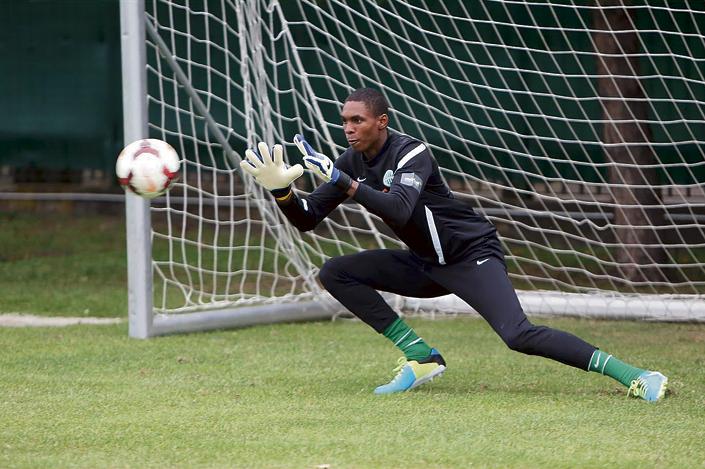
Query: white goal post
121,0,705,338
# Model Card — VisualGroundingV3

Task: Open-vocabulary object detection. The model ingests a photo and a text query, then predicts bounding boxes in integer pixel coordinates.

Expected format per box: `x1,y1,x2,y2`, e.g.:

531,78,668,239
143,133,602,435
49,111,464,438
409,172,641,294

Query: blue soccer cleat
627,371,668,402
374,348,446,395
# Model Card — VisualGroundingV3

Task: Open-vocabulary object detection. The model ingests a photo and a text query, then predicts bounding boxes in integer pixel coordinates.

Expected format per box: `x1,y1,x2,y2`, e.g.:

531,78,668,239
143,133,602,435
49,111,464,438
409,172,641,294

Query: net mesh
144,0,705,318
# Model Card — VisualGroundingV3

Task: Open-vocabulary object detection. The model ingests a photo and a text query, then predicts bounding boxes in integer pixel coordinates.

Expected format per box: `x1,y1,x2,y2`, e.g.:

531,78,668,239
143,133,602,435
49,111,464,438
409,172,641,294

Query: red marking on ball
163,167,178,189
133,140,160,159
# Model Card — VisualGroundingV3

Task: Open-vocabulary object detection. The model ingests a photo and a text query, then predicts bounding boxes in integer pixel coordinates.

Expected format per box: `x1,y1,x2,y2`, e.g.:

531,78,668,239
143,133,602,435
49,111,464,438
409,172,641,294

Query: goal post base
404,291,705,322
128,288,705,338
130,300,337,338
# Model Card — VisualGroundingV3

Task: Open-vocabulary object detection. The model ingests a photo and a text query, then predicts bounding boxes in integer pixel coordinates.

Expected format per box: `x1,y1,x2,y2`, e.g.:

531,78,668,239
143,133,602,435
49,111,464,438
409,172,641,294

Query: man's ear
378,113,389,130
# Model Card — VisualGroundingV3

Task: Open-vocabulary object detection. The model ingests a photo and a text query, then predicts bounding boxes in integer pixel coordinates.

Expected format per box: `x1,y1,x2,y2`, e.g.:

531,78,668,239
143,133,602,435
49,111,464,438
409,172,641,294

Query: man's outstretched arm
240,141,347,232
296,134,431,227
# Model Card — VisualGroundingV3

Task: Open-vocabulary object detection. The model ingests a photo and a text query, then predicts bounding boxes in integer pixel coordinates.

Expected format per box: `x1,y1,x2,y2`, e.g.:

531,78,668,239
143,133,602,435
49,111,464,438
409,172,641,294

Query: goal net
122,0,705,337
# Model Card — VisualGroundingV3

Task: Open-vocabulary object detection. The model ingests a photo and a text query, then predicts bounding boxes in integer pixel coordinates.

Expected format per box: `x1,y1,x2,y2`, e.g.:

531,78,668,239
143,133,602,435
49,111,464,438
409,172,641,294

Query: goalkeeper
240,87,668,401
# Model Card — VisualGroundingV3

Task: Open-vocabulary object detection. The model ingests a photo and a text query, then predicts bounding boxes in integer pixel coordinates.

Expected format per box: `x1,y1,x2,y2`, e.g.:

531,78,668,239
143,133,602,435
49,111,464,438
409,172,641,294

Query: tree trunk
593,1,666,283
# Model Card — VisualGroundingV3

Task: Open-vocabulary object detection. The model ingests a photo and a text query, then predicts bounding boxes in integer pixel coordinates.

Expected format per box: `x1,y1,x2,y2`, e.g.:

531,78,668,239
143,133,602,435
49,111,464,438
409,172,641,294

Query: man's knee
501,323,543,354
319,256,349,290
502,330,525,353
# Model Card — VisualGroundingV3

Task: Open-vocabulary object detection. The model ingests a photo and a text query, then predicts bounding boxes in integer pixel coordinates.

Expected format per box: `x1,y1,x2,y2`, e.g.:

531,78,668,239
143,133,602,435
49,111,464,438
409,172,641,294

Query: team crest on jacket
383,169,394,188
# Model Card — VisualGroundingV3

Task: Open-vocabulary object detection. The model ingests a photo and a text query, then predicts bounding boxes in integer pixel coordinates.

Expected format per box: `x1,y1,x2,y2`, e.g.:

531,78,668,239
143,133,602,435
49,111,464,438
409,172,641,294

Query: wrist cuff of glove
332,170,353,193
271,187,293,204
330,167,341,184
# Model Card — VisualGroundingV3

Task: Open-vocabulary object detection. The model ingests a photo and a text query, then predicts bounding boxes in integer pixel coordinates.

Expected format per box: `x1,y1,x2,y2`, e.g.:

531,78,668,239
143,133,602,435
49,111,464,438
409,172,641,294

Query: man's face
340,100,387,155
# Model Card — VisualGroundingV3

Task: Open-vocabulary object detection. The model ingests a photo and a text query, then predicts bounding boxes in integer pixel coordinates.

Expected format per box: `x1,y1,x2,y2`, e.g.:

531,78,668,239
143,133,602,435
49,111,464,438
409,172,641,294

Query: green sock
382,317,432,361
588,350,645,387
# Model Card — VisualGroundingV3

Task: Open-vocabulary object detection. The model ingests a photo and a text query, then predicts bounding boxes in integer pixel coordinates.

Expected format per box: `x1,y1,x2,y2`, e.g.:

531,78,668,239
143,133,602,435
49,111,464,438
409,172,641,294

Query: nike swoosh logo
594,356,600,369
356,177,366,182
476,258,489,265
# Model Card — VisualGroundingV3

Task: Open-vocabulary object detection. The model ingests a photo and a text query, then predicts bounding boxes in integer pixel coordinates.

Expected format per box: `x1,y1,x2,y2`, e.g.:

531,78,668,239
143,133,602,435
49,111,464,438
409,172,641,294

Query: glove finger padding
243,148,264,169
239,158,258,177
257,142,274,165
272,144,284,167
294,134,317,157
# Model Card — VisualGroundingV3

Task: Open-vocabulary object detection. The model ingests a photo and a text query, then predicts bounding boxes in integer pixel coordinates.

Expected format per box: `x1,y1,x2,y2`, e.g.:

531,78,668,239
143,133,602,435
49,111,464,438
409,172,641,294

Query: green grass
1,210,704,467
0,211,128,317
1,317,704,469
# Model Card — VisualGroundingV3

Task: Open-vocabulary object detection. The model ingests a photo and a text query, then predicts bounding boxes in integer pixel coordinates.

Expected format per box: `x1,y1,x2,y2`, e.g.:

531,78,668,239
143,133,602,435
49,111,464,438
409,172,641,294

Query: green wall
0,0,122,178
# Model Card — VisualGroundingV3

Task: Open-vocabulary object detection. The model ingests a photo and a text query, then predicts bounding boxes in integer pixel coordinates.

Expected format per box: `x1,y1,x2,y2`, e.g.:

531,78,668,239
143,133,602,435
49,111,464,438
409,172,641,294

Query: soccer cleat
627,371,668,402
374,348,446,395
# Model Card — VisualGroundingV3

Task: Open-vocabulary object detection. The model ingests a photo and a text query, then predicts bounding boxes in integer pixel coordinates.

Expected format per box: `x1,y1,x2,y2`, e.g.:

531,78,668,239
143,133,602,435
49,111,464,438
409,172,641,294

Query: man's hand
240,142,303,191
294,134,339,183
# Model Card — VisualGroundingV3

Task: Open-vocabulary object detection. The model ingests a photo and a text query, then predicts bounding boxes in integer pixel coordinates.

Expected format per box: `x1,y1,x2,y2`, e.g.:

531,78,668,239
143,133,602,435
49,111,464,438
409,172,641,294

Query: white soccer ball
116,139,180,199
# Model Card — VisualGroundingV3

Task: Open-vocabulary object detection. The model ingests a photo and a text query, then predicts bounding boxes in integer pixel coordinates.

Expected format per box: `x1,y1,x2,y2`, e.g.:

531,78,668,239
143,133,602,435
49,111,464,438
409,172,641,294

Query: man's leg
319,249,446,335
428,255,667,401
429,256,595,368
319,250,447,393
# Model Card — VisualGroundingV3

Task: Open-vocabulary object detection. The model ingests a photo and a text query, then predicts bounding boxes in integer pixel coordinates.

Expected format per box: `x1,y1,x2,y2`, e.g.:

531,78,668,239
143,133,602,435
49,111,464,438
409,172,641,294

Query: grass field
0,210,127,317
2,318,705,469
1,210,705,468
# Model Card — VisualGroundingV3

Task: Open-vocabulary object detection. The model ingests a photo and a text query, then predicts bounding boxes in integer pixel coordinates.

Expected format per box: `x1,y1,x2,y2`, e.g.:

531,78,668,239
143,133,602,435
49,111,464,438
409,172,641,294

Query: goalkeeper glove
294,134,340,183
240,142,304,191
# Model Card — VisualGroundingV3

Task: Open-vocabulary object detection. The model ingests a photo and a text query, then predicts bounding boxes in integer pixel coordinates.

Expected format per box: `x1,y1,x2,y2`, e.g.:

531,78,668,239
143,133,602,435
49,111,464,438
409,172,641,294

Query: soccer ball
116,139,180,199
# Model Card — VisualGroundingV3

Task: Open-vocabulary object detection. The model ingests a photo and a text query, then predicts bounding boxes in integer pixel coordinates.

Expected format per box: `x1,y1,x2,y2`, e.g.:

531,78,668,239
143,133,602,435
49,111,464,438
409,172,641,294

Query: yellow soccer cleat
374,349,446,394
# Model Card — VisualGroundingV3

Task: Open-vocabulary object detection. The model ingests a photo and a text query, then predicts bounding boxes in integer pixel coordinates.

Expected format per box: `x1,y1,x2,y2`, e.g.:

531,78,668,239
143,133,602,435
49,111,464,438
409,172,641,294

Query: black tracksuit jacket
277,132,499,265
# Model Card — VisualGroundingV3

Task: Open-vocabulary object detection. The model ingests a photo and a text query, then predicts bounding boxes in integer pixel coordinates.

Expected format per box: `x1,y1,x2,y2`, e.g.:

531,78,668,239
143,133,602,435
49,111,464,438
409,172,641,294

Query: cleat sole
409,365,446,390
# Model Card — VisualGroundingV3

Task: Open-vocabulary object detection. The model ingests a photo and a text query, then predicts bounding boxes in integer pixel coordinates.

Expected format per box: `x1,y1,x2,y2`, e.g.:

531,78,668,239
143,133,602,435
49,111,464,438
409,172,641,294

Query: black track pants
319,249,596,370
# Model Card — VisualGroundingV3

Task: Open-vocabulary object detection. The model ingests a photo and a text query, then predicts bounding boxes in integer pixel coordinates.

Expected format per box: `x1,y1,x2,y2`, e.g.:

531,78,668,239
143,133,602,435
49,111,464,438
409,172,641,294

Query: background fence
2,1,703,188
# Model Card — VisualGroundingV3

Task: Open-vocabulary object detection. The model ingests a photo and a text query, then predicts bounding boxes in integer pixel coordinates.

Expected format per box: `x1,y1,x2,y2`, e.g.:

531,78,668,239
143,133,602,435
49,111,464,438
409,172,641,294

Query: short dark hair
345,87,389,117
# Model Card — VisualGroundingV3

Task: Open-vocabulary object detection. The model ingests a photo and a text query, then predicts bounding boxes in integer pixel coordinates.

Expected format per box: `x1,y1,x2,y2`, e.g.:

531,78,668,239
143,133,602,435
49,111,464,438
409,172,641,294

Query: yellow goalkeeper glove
240,142,304,191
